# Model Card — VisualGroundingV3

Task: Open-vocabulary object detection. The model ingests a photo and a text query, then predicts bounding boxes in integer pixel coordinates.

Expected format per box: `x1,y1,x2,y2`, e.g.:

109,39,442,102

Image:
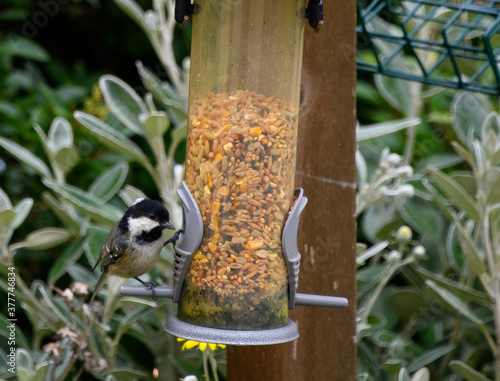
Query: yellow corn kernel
213,201,221,214
246,239,264,250
240,177,248,193
250,127,262,137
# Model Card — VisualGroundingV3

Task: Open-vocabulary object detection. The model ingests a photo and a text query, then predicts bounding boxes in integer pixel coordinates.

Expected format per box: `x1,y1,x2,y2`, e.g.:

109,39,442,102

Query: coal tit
91,198,179,302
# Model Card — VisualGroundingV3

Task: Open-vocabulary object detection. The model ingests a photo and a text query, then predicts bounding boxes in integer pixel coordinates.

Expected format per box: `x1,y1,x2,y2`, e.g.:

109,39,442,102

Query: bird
90,198,180,302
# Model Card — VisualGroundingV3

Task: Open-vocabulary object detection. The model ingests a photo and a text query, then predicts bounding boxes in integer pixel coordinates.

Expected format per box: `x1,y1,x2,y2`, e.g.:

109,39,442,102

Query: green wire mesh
357,0,500,95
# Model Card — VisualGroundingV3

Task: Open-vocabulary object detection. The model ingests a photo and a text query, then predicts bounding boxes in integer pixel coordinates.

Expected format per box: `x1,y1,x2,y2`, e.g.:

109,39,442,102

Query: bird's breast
108,235,163,278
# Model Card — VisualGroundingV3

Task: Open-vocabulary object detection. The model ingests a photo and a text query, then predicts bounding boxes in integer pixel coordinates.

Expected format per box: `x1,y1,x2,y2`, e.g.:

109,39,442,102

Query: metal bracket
171,181,203,302
282,188,307,309
283,188,348,309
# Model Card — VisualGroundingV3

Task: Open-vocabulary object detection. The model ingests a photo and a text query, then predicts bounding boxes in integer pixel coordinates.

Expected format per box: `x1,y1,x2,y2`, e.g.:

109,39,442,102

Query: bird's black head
119,199,175,236
131,199,174,229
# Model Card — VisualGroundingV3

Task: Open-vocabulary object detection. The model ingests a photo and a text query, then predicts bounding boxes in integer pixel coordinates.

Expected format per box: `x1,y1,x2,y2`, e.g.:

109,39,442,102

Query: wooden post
227,1,357,379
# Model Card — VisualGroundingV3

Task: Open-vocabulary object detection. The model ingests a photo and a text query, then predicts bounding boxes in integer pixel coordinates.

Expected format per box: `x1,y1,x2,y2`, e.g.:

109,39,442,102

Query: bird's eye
149,212,156,220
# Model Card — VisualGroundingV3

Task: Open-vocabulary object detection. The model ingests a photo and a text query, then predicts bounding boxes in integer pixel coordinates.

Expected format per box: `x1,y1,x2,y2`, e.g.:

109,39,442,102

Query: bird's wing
93,225,129,271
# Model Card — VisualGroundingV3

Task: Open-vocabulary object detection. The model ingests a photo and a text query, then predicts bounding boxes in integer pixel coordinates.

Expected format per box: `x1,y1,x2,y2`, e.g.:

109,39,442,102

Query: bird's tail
91,271,108,302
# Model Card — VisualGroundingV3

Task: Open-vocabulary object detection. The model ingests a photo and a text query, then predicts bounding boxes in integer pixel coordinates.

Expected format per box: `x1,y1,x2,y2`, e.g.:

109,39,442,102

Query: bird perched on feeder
91,198,181,302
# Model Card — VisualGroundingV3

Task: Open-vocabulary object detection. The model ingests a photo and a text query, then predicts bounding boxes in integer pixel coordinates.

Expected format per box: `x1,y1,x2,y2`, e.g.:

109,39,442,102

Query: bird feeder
121,0,347,345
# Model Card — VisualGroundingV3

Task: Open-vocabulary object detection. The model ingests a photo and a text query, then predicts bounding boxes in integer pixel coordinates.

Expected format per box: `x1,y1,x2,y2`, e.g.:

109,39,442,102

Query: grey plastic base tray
164,313,299,346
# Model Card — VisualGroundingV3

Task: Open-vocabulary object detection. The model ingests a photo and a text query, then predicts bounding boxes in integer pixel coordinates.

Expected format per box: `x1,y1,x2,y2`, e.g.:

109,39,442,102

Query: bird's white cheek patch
128,216,159,235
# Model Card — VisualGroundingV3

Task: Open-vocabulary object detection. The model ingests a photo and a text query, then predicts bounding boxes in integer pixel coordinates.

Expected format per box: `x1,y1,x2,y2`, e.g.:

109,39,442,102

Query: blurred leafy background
1,0,500,380
0,1,222,380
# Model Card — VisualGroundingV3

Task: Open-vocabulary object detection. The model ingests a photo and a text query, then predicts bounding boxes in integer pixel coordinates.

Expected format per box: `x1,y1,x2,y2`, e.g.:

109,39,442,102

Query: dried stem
151,0,185,99
208,349,220,381
203,349,211,381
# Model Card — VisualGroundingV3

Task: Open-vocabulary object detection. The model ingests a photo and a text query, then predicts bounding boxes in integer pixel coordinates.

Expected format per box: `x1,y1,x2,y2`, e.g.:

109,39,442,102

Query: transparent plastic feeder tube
180,0,306,330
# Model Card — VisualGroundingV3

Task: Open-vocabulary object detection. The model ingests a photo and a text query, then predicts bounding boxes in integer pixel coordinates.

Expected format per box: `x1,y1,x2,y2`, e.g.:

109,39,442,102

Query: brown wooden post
227,1,357,380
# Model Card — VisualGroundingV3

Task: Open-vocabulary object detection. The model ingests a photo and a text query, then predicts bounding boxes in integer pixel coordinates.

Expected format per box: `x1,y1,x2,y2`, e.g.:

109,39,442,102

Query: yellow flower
176,338,226,351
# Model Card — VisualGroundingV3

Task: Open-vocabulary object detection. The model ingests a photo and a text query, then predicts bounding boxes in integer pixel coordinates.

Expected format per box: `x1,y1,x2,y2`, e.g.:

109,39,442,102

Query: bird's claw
144,281,158,300
164,229,184,247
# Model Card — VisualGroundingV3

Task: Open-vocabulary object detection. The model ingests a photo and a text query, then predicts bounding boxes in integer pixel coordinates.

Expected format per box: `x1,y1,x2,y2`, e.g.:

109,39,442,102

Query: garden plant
0,0,499,380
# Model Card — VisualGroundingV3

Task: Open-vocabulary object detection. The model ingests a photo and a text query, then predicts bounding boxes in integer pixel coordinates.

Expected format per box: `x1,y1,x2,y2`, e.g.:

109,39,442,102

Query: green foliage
0,28,89,185
356,12,500,379
0,1,220,380
357,78,500,380
356,9,500,378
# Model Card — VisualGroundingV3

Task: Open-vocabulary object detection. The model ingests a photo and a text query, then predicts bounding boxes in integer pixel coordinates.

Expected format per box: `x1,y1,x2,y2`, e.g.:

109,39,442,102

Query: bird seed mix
179,90,297,329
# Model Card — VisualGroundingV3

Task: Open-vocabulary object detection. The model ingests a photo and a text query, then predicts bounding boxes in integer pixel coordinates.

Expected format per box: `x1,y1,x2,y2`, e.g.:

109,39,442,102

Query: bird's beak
162,221,175,230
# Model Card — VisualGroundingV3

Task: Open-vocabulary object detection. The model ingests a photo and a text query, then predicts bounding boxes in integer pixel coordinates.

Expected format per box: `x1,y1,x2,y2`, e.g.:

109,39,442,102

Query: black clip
175,0,195,27
305,0,324,33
